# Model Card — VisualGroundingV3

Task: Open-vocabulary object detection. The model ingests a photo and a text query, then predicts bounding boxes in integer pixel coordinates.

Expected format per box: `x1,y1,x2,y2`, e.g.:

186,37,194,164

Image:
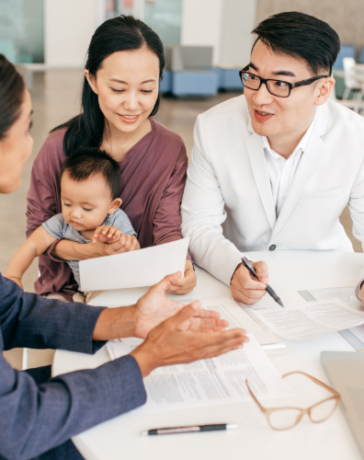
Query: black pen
141,423,239,436
241,256,284,307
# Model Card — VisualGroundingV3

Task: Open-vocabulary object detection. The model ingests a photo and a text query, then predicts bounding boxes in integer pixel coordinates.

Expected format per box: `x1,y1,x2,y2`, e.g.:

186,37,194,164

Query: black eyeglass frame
239,65,330,98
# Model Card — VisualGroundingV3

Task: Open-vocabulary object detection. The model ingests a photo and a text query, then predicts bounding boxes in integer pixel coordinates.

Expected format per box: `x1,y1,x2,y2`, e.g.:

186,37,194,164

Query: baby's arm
5,226,57,288
92,226,140,252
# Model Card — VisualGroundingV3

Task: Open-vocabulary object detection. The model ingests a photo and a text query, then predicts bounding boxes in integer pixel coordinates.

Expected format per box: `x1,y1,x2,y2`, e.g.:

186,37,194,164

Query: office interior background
1,0,363,368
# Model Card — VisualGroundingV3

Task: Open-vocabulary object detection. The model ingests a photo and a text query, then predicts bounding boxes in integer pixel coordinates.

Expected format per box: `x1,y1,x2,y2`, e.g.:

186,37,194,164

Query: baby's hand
92,225,122,244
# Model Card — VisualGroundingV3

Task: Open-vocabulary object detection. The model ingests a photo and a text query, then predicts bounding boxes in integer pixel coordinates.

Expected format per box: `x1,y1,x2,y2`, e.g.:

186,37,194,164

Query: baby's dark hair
60,147,121,199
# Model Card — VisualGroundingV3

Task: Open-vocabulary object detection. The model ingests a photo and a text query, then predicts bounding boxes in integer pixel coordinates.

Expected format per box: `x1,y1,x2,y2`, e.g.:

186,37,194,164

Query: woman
0,55,246,460
27,15,196,301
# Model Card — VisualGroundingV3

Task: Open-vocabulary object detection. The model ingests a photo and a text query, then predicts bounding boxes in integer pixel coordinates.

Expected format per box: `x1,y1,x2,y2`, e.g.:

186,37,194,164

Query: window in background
0,0,44,63
144,0,182,46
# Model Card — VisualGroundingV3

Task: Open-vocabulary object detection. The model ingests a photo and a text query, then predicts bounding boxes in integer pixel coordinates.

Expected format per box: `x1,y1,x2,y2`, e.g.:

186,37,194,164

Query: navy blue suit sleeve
0,354,146,460
0,274,105,353
0,274,147,459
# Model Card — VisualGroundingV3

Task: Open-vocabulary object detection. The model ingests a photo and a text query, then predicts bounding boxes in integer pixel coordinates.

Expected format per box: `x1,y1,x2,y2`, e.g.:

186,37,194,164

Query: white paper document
250,299,364,340
199,297,284,348
79,238,189,291
107,333,294,413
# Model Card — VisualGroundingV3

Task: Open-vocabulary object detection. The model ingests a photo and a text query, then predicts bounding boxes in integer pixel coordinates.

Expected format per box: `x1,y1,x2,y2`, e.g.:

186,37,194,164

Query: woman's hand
131,305,249,377
134,272,227,339
165,259,197,295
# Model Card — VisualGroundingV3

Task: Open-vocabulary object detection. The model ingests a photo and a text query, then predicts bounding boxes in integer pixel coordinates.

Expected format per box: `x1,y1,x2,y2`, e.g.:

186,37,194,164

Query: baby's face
60,172,115,232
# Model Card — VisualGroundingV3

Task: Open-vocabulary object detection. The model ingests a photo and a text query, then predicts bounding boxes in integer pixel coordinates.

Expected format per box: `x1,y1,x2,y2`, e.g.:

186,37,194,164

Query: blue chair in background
215,67,243,91
333,44,356,70
160,70,172,93
358,46,364,64
165,46,218,97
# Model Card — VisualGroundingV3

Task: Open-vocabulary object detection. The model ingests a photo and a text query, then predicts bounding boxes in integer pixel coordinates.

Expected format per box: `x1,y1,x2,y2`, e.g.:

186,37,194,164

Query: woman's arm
5,227,57,287
152,144,196,294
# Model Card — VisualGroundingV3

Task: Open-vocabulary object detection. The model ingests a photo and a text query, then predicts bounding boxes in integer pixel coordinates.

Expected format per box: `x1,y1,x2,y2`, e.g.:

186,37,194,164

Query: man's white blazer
181,95,364,287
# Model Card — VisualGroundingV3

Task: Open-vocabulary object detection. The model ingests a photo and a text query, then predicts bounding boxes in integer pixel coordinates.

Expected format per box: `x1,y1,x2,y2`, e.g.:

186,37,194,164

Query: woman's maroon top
26,119,188,300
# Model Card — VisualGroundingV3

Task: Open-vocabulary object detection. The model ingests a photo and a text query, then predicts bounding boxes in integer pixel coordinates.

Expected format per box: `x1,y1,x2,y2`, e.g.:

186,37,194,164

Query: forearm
52,239,103,261
5,243,36,282
92,305,137,341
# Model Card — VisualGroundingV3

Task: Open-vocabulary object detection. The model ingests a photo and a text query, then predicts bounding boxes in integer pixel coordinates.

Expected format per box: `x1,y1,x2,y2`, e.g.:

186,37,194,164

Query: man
181,12,364,305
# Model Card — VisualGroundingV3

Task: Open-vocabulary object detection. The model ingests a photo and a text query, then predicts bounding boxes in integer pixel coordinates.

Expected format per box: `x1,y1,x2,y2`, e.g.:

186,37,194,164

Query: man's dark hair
60,147,121,199
252,12,341,75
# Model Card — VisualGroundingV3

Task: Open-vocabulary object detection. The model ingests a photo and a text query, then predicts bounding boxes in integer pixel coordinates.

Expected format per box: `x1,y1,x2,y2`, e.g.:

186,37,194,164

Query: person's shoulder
35,127,67,167
325,99,364,131
42,213,66,236
198,94,249,122
151,119,185,147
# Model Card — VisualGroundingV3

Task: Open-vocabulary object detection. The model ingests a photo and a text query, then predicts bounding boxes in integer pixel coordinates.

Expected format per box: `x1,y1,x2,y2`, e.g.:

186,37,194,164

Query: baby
6,147,140,302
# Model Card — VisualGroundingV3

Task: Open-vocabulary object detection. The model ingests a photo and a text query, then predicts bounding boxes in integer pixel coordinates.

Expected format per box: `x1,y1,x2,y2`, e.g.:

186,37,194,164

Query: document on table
298,287,364,349
79,238,189,291
107,334,294,413
249,299,364,340
199,297,284,348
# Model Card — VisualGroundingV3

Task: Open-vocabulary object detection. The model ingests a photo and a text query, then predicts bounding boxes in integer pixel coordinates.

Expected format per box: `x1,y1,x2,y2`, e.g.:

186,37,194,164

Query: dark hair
60,147,121,199
252,12,340,75
54,15,165,157
0,54,26,140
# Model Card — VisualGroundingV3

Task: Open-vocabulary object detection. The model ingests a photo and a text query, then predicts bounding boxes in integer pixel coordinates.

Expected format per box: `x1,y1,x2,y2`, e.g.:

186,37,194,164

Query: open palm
134,272,227,338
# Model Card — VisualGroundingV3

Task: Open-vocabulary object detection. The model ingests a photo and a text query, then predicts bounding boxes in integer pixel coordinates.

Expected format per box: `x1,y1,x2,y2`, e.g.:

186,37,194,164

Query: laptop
321,352,364,458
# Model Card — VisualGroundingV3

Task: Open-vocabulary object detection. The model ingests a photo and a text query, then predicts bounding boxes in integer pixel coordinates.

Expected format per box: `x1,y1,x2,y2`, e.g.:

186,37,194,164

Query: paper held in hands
79,238,189,292
249,299,364,340
107,333,294,413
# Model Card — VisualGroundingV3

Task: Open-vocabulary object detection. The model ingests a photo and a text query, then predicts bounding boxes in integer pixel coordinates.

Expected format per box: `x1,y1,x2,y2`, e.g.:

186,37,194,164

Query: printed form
107,333,294,413
249,299,364,340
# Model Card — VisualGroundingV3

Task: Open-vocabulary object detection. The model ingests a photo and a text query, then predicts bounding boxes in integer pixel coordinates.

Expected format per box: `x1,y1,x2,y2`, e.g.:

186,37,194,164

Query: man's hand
165,260,197,295
134,272,226,338
231,260,269,305
131,305,249,377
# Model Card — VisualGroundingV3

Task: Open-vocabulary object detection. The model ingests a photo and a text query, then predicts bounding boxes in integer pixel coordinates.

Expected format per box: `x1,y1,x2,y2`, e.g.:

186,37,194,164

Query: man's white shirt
181,95,364,292
262,109,317,216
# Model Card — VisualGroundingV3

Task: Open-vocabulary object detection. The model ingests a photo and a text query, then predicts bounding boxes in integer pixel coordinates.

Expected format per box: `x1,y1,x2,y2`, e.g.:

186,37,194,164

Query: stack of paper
107,333,294,413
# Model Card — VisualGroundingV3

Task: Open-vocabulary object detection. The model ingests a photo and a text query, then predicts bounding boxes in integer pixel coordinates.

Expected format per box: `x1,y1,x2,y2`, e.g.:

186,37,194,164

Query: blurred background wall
256,0,364,49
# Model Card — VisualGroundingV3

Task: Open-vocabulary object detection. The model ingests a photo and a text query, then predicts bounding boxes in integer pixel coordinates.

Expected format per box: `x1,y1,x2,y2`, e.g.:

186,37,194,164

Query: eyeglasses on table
246,371,341,431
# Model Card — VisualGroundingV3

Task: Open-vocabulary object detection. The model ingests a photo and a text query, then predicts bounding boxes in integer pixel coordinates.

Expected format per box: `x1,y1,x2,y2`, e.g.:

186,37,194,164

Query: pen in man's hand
241,257,284,307
141,424,239,436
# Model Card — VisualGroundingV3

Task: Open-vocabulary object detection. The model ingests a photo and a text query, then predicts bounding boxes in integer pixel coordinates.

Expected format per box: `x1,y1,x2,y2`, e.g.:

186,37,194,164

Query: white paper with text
79,238,189,291
107,333,294,412
250,299,364,340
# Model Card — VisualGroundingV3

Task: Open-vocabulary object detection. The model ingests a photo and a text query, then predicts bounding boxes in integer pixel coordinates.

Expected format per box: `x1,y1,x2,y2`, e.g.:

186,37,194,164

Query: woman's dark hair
54,15,165,157
0,54,26,140
60,147,121,199
252,12,341,75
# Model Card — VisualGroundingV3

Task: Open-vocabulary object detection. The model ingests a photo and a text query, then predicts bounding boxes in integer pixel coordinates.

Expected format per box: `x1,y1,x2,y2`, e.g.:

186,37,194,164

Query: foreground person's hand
131,304,249,377
165,260,197,295
134,272,227,339
231,260,269,305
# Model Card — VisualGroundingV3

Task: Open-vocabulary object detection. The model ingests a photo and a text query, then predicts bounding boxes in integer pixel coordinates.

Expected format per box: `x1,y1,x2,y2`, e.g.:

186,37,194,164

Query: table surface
53,251,364,460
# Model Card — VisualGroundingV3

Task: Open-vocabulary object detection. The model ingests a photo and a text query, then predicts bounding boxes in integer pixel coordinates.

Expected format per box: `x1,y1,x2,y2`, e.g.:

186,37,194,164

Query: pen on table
241,256,284,308
141,424,239,436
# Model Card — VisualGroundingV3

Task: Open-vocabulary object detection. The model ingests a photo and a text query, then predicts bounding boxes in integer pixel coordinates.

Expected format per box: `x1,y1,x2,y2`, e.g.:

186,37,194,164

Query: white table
53,251,363,460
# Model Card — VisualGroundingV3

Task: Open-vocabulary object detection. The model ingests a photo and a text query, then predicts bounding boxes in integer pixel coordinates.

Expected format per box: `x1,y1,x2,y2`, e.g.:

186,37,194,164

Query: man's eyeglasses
239,66,329,98
246,371,340,431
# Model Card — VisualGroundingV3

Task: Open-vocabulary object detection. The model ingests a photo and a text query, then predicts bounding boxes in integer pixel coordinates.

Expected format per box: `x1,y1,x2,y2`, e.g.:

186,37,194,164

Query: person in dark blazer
0,55,248,460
